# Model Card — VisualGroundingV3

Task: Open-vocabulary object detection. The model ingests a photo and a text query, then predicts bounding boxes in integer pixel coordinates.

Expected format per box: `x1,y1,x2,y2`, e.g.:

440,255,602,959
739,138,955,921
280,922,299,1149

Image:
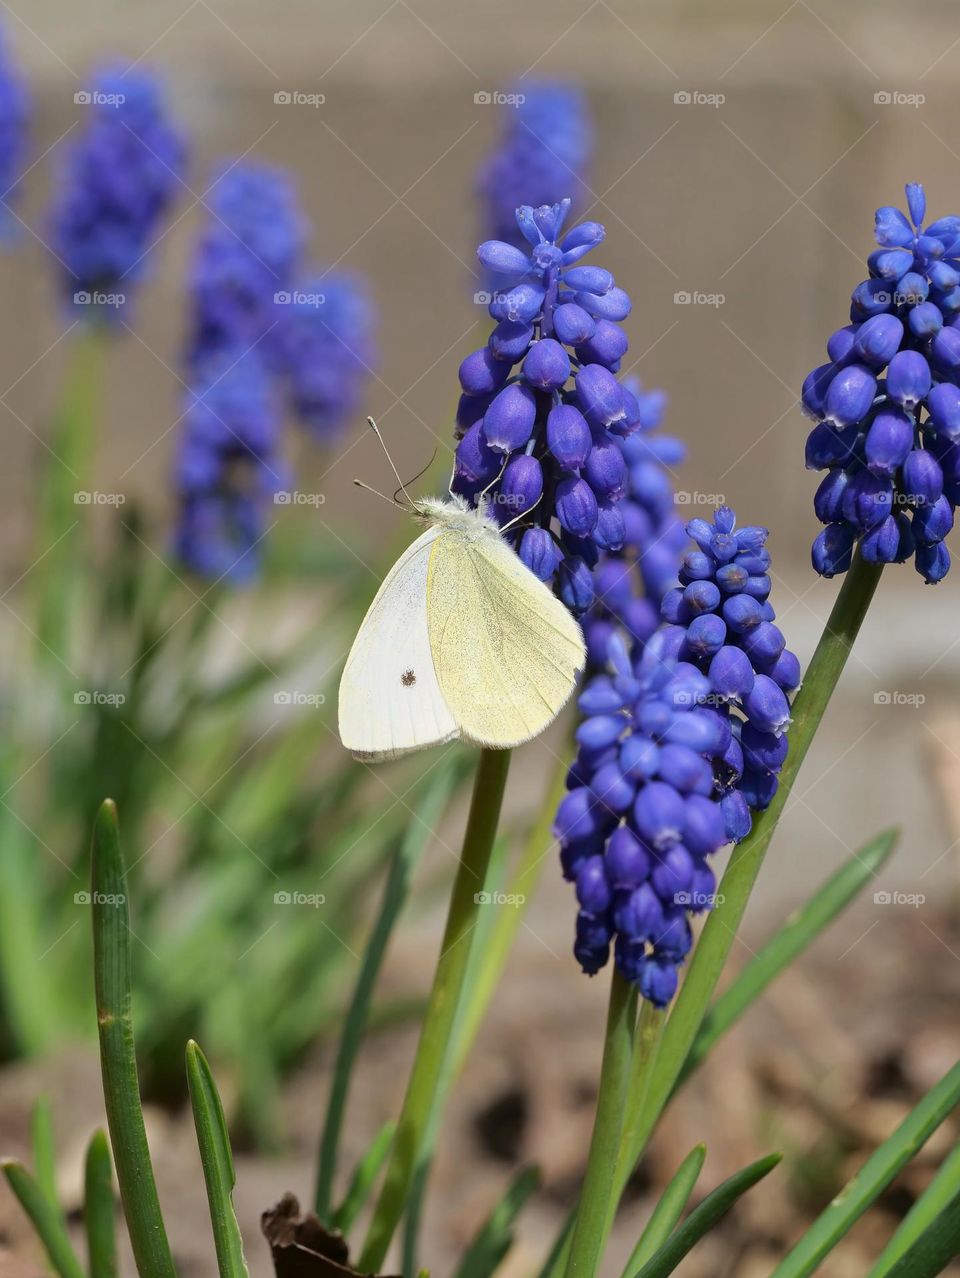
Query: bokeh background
1,2,959,1275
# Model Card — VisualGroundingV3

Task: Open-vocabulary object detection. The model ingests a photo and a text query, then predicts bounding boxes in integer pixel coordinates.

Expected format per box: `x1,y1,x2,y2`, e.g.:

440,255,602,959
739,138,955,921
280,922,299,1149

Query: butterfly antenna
393,449,438,504
367,416,416,507
501,488,544,533
353,479,400,507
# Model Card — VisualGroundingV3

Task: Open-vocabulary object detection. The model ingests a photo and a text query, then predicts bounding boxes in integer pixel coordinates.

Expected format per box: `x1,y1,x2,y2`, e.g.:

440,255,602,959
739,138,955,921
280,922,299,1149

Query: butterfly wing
427,530,585,749
338,526,460,761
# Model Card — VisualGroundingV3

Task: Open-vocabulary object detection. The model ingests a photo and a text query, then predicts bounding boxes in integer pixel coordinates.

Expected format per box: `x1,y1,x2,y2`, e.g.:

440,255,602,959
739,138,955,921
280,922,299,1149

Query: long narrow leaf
772,1060,960,1277
331,1121,396,1236
314,754,465,1219
186,1040,249,1278
91,799,176,1278
83,1129,117,1278
31,1097,58,1209
869,1142,960,1276
632,1153,782,1278
452,1166,540,1278
679,828,899,1087
621,1145,706,1278
1,1160,86,1278
882,1188,960,1277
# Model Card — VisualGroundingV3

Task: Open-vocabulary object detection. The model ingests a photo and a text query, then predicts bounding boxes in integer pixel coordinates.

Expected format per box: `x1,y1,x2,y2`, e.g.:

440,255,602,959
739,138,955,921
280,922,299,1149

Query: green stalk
880,1189,960,1277
92,799,176,1278
620,1144,705,1277
358,747,512,1273
331,1121,396,1236
565,970,638,1278
84,1130,117,1278
186,1040,249,1278
615,554,882,1194
31,1096,58,1208
869,1141,960,1275
1,1160,86,1278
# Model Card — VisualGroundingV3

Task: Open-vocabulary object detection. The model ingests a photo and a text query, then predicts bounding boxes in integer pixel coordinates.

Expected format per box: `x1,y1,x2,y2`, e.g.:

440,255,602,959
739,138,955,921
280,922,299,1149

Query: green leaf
83,1129,117,1278
620,1145,706,1278
869,1141,960,1276
330,1121,396,1236
314,754,465,1219
771,1060,960,1277
452,1166,541,1278
91,799,176,1278
186,1039,249,1278
1,1159,86,1278
631,1153,782,1278
679,827,899,1088
880,1187,960,1277
31,1097,59,1210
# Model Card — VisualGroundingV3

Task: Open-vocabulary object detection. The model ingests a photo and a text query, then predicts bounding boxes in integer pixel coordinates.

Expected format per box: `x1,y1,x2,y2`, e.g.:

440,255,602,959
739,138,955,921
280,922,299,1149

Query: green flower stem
565,970,638,1278
869,1141,960,1276
358,746,512,1273
612,553,883,1204
92,799,176,1278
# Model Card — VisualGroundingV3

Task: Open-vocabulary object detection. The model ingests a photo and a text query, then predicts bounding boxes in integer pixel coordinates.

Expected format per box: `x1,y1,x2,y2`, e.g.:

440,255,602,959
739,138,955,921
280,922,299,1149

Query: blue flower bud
574,910,611,975
766,648,801,691
913,494,954,545
522,337,571,390
902,449,944,505
500,453,543,517
907,301,943,339
565,264,613,294
867,250,911,281
875,204,914,248
482,383,537,453
812,523,855,576
489,319,534,362
852,313,903,367
841,469,893,530
616,883,664,941
683,794,726,857
683,613,727,658
737,767,779,811
459,346,512,395
584,438,627,500
927,382,960,441
885,350,931,408
576,319,629,368
606,825,651,887
932,325,960,376
865,408,914,478
544,402,591,471
654,910,693,960
489,282,545,324
661,710,724,753
657,744,713,795
590,761,636,814
575,854,612,912
827,324,858,362
477,239,532,275
638,958,678,1008
558,555,595,613
743,674,792,735
708,645,756,700
519,527,562,582
619,735,660,782
633,780,685,850
824,364,877,427
577,713,625,752
576,362,626,428
741,721,788,772
860,515,902,563
552,302,597,346
722,593,764,633
813,469,849,524
806,421,859,470
906,182,926,226
578,287,631,322
651,844,695,901
851,278,894,319
556,476,600,535
802,363,835,419
916,540,951,583
895,272,928,305
455,421,501,483
680,549,713,581
561,221,605,254
740,621,786,667
720,791,752,842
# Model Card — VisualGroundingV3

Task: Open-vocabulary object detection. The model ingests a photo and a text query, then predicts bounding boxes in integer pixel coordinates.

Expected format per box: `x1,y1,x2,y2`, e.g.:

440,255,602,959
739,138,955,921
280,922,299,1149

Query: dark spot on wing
401,669,416,687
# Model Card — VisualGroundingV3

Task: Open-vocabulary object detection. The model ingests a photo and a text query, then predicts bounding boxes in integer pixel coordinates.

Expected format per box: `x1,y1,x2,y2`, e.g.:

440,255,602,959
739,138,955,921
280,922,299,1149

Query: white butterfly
338,485,586,763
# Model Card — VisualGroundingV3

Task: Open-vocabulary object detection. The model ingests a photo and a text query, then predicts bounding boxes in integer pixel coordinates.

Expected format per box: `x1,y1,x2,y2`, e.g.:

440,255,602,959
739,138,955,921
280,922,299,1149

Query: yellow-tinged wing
426,530,585,748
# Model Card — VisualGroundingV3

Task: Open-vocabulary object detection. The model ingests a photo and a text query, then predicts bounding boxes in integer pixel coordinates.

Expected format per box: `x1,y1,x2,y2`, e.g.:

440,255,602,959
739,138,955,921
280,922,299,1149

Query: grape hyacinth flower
173,350,287,583
476,82,592,251
187,160,307,371
284,271,377,444
555,507,800,1005
50,65,185,320
0,21,29,243
584,376,688,671
455,198,639,616
804,182,960,583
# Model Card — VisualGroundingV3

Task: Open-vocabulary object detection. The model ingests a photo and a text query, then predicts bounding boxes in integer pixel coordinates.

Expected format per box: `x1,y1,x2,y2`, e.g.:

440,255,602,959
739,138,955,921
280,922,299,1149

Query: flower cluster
476,83,592,251
556,507,799,1005
50,66,185,318
584,377,687,671
0,22,29,243
804,182,960,583
455,198,639,616
284,271,377,444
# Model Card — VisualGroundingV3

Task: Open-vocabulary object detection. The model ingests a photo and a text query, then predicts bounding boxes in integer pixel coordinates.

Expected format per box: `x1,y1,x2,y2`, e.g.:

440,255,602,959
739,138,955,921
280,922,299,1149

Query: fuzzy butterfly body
338,495,586,761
